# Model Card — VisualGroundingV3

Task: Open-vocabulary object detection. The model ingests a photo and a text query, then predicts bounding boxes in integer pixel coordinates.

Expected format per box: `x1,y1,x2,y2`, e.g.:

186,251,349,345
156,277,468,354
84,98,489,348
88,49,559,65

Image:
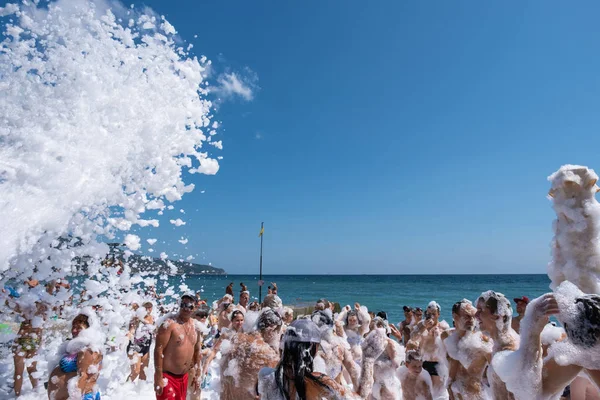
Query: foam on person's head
451,299,473,315
477,291,511,316
311,309,334,330
371,316,391,335
547,281,600,369
405,349,422,363
427,300,440,314
261,293,282,309
256,308,282,331
548,165,600,294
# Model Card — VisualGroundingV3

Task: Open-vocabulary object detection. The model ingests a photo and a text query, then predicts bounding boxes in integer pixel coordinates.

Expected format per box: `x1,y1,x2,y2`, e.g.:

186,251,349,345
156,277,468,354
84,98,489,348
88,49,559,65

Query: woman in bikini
47,310,104,400
127,301,155,382
13,298,47,396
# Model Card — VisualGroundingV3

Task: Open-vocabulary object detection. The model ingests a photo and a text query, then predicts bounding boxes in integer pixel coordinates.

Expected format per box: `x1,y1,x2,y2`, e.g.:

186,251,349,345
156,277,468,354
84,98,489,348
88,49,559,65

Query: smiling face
72,314,89,338
231,312,244,332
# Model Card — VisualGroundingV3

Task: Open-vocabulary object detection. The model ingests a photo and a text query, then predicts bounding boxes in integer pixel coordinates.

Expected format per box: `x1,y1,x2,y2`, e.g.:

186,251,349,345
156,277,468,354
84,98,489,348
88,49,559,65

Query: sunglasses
181,302,195,310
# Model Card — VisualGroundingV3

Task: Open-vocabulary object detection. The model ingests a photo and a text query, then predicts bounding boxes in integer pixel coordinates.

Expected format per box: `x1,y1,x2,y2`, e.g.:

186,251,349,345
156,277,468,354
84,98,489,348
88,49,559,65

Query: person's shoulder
308,372,357,398
157,315,177,331
309,372,343,388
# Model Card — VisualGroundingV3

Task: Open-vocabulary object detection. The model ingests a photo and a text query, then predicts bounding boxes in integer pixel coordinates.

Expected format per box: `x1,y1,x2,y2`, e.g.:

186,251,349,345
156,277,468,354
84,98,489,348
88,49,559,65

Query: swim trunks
156,371,188,400
422,361,439,376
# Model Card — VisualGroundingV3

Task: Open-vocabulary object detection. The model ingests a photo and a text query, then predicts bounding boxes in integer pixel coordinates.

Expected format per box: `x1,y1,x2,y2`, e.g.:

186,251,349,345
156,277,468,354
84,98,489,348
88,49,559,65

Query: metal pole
259,222,264,303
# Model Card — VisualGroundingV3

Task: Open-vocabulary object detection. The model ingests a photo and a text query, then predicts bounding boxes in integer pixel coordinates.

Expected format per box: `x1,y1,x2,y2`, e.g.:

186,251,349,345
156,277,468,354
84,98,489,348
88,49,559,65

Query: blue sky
125,1,600,274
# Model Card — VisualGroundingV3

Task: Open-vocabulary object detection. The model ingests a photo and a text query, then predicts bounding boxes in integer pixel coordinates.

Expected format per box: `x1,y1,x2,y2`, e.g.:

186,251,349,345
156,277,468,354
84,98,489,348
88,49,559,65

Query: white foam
547,281,600,369
0,0,219,397
548,165,600,294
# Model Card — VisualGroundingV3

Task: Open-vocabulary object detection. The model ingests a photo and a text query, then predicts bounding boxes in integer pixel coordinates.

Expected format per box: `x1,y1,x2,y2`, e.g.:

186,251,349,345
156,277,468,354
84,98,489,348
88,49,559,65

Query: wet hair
376,311,388,320
478,291,512,324
275,340,317,400
311,310,333,328
195,310,209,319
564,295,600,348
257,308,282,330
403,306,412,312
274,336,334,400
73,314,90,328
230,310,244,321
406,349,422,363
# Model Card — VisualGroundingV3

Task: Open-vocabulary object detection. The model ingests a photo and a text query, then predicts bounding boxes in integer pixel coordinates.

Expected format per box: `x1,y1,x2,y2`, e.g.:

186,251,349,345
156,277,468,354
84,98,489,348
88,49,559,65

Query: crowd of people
2,276,600,400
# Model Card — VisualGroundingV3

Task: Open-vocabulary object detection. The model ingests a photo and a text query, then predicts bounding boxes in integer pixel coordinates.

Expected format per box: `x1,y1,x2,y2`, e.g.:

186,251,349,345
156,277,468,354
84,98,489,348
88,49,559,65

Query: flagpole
259,222,264,303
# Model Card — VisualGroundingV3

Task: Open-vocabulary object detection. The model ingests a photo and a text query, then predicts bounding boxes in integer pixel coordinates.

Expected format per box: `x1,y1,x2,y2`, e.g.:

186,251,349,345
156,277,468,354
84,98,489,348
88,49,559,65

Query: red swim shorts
156,371,188,400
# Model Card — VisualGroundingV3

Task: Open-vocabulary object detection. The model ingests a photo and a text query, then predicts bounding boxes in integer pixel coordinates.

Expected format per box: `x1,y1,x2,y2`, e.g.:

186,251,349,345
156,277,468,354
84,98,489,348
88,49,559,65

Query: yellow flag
259,226,264,237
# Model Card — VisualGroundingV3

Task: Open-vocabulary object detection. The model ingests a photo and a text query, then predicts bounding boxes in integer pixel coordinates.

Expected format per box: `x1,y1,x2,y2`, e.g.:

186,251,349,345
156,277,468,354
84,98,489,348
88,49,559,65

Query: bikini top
59,352,78,373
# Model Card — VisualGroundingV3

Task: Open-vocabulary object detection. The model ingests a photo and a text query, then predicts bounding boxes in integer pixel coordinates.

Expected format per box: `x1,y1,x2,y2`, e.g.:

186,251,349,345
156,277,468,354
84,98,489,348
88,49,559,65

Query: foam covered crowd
1,0,600,397
1,270,600,400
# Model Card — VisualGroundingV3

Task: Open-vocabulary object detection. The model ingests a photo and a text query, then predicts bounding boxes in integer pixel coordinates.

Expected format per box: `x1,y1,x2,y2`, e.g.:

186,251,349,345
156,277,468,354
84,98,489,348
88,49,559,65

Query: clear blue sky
126,0,600,274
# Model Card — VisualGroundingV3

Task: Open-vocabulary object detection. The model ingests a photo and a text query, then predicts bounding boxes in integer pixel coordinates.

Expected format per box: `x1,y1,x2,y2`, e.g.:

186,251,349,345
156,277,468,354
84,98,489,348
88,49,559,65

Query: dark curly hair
564,295,600,348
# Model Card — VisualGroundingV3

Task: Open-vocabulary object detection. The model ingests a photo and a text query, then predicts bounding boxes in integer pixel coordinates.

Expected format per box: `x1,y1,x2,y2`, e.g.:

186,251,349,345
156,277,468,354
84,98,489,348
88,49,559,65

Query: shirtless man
220,309,281,399
217,295,234,331
238,283,249,312
398,306,413,346
444,299,492,400
511,296,528,334
475,290,519,400
413,301,450,398
154,293,202,400
399,350,434,400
